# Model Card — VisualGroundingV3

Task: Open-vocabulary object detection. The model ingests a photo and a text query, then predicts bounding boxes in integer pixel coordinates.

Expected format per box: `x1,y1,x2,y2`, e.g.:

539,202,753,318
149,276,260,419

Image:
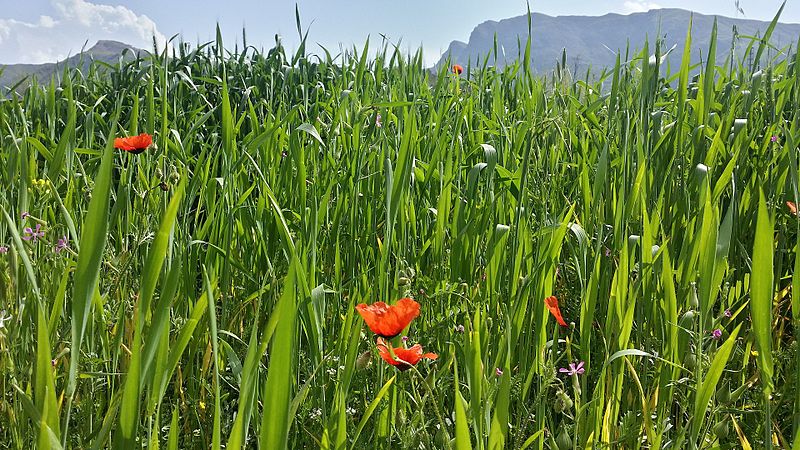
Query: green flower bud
713,420,729,439
356,351,371,370
554,390,574,414
555,427,573,450
689,283,699,309
679,310,696,329
684,353,697,370
716,381,731,404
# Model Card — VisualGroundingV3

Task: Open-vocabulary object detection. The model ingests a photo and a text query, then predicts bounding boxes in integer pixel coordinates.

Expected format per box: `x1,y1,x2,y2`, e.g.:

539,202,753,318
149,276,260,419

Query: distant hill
437,8,800,74
0,40,143,91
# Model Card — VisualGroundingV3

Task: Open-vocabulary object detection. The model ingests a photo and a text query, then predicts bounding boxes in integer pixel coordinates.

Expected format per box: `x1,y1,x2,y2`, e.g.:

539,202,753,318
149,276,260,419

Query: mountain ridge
0,40,143,91
436,8,800,73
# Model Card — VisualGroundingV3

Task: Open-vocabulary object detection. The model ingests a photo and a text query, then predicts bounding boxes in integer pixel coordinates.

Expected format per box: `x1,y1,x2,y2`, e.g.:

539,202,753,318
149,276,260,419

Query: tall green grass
0,10,798,449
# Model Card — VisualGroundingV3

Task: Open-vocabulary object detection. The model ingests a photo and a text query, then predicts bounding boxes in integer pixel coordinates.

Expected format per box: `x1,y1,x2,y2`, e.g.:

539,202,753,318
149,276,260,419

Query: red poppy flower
114,133,153,154
376,337,437,371
545,296,568,327
452,64,464,75
788,201,798,216
356,298,420,338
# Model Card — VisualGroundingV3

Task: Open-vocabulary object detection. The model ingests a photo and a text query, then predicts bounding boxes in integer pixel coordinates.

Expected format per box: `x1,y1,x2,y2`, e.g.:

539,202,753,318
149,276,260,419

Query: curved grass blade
259,262,298,450
64,119,118,439
691,324,742,444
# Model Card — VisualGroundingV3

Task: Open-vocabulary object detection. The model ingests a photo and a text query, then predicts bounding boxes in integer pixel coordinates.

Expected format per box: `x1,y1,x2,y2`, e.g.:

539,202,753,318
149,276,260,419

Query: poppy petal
356,298,420,338
544,296,568,327
115,133,153,153
374,338,436,371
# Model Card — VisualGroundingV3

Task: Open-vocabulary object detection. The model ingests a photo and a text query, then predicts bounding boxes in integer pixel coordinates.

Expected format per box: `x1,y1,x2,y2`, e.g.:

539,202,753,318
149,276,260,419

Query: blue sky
0,0,796,65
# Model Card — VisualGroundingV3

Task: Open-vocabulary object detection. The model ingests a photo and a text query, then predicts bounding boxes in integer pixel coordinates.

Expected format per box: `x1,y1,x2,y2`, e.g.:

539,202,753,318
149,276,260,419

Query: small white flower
346,406,357,416
309,408,322,420
327,368,337,376
0,310,11,329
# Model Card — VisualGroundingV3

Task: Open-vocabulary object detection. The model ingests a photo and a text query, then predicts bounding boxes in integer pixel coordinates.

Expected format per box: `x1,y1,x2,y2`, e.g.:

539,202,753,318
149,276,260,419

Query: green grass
0,11,799,449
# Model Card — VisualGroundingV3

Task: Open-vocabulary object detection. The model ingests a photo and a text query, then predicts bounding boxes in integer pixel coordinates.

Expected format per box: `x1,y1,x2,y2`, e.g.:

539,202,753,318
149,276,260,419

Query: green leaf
454,361,473,450
297,123,324,146
488,368,511,450
751,189,774,395
691,325,741,443
351,376,396,449
259,263,298,450
66,118,117,423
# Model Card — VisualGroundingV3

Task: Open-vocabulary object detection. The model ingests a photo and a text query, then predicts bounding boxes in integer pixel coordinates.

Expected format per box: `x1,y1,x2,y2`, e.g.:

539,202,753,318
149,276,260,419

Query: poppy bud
160,182,170,192
554,390,573,413
713,420,729,439
155,167,164,179
434,428,448,448
555,427,573,450
356,350,372,370
398,277,410,286
684,353,697,370
689,283,699,309
679,310,696,328
716,382,731,404
170,171,180,183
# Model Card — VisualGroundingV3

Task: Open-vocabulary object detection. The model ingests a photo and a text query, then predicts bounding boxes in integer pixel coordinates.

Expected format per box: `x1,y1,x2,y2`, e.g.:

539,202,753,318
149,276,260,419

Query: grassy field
1,10,799,449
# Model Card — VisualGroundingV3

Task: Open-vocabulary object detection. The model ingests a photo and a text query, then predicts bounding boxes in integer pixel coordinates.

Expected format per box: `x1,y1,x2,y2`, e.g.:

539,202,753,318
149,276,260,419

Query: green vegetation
0,10,799,449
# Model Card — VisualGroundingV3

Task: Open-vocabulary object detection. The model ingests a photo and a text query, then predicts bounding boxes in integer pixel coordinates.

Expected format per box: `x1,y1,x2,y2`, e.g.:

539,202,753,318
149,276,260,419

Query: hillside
437,8,800,73
0,40,143,91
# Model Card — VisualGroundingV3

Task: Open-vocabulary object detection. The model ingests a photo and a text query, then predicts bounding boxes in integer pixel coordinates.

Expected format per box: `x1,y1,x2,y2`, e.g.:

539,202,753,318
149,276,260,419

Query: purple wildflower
55,236,69,253
20,212,30,220
376,113,382,128
401,335,409,343
559,361,585,377
711,329,722,340
0,246,8,254
454,324,465,333
495,367,503,377
771,135,778,143
723,309,732,318
22,224,45,242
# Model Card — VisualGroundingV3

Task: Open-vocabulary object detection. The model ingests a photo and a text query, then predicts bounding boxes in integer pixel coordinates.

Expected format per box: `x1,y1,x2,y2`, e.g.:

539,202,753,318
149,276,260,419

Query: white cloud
623,1,662,14
0,0,166,64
